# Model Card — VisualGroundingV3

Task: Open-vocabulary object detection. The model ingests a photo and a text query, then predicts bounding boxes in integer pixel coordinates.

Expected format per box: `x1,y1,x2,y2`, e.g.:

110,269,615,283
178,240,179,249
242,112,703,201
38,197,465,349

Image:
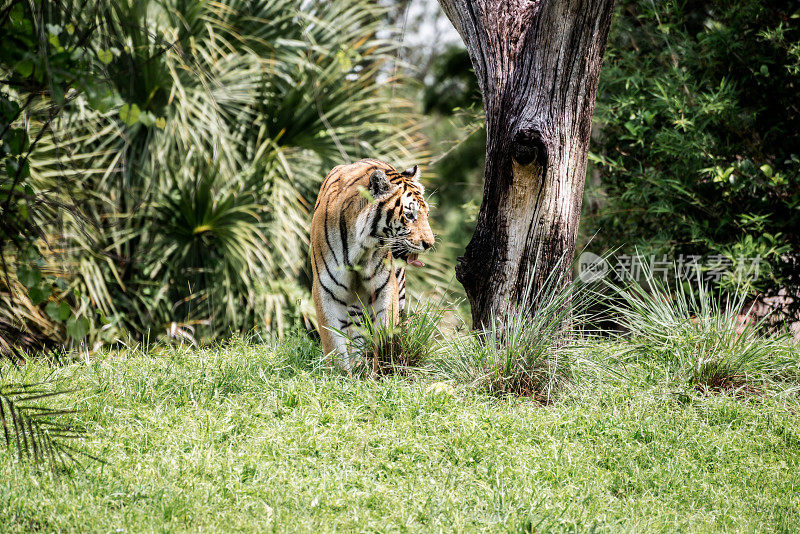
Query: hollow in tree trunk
436,0,615,327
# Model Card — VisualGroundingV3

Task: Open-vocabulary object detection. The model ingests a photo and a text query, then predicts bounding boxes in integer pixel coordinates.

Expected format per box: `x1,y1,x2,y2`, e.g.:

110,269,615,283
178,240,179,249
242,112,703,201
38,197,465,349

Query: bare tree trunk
436,0,615,328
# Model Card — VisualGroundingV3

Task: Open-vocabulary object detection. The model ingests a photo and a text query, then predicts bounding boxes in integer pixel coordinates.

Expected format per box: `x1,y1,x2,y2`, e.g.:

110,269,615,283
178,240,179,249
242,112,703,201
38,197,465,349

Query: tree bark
436,0,615,327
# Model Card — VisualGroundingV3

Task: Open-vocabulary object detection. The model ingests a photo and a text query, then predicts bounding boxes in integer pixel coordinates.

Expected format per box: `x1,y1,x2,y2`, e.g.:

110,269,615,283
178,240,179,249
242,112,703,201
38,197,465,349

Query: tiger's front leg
340,304,369,368
395,265,406,318
313,290,354,370
364,252,401,332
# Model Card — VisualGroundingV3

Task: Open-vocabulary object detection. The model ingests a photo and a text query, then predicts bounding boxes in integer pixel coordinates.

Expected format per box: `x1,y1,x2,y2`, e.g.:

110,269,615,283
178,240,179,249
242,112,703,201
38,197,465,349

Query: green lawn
2,338,799,532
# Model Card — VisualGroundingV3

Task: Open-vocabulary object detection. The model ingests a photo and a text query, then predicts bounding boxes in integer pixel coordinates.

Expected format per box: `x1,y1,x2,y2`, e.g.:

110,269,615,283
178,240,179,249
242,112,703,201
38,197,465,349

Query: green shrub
586,0,800,309
604,264,800,395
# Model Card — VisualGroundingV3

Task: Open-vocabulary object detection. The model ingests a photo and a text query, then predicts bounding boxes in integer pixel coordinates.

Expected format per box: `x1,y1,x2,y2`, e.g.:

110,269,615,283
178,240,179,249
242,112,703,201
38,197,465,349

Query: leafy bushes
587,0,800,307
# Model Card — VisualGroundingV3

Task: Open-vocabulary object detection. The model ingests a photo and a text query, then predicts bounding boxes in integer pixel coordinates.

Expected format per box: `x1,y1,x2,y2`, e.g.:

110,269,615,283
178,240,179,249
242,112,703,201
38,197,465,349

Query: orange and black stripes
309,158,433,365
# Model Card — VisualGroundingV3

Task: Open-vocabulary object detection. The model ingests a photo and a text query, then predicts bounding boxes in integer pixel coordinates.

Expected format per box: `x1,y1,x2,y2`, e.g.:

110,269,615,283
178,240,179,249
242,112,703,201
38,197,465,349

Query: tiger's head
368,165,434,267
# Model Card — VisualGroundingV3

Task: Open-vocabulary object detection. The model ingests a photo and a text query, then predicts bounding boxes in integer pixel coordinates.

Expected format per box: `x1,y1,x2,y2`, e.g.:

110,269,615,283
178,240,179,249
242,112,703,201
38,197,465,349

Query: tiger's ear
402,164,424,194
369,170,394,199
401,164,420,181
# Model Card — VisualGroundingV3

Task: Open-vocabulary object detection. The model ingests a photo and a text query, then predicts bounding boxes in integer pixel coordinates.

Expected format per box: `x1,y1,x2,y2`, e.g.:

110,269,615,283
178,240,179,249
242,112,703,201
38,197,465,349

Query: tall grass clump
336,300,445,377
606,265,800,395
432,259,595,402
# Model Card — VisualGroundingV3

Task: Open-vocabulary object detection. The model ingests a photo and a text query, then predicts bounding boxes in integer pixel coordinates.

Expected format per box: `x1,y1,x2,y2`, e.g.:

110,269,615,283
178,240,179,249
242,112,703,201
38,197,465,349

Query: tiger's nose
421,239,433,250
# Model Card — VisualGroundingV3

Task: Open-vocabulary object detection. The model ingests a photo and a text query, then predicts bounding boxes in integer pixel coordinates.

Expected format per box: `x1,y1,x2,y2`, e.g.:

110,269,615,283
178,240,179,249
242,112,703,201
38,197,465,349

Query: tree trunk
437,0,615,328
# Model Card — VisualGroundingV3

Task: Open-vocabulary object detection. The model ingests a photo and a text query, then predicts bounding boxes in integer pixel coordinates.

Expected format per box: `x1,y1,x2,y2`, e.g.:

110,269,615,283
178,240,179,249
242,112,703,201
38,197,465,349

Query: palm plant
0,375,87,472
21,0,428,345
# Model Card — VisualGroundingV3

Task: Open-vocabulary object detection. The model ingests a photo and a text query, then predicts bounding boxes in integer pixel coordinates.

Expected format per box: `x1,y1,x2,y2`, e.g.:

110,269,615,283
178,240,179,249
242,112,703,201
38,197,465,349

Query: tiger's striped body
310,159,434,369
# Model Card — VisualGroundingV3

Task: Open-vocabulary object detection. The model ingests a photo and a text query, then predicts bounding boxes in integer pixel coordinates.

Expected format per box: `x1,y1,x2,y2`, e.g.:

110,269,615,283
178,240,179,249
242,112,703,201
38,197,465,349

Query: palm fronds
13,0,428,346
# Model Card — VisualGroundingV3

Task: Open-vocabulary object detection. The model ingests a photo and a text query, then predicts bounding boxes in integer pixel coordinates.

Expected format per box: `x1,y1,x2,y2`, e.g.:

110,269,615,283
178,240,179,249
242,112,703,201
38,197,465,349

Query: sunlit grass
2,273,800,531
1,334,799,532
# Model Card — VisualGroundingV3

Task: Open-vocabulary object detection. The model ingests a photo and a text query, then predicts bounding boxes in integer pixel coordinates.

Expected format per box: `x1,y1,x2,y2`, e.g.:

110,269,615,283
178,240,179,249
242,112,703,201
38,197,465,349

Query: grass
603,269,800,395
430,262,592,403
350,301,445,376
1,330,799,532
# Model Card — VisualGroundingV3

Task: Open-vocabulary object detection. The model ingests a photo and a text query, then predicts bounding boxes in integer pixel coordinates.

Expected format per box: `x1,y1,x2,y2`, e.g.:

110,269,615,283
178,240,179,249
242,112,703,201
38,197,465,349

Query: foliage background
1,0,431,350
2,0,799,352
584,0,800,310
417,0,800,325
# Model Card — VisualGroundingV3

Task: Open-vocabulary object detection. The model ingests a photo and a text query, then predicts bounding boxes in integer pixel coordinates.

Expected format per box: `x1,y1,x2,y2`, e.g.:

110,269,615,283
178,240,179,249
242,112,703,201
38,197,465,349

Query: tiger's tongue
406,253,424,268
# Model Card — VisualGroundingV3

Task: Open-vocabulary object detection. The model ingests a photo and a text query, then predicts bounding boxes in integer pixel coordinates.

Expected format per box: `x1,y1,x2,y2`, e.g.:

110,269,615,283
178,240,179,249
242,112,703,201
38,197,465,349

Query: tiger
309,158,434,370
